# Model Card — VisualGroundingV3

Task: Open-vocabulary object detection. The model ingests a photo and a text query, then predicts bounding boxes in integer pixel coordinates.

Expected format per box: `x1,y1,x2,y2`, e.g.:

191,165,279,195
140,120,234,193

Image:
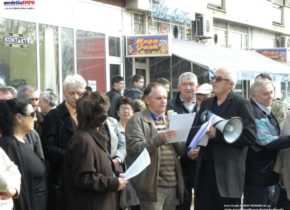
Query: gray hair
250,80,273,97
178,72,198,84
63,74,86,91
17,85,38,98
40,91,58,107
0,86,17,98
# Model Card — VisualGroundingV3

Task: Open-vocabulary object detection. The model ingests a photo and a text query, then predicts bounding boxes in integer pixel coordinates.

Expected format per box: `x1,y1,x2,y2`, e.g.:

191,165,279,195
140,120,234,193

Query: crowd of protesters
0,70,290,210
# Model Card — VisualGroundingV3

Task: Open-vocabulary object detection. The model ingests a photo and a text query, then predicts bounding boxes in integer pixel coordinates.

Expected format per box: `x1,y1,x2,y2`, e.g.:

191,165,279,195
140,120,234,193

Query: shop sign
152,0,192,26
256,48,287,63
126,34,170,57
4,34,29,48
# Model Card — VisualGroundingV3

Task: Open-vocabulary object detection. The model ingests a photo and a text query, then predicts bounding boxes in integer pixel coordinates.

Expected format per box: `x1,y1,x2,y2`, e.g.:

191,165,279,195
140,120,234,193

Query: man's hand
206,127,217,140
159,130,177,143
187,147,200,160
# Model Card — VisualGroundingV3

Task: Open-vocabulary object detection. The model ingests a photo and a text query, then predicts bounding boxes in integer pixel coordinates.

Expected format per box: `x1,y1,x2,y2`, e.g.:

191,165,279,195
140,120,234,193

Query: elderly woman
0,99,47,210
62,91,127,210
116,97,134,134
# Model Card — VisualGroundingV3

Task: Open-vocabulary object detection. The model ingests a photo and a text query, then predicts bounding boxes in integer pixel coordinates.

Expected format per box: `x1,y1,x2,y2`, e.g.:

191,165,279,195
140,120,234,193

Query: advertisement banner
126,34,170,57
256,48,287,63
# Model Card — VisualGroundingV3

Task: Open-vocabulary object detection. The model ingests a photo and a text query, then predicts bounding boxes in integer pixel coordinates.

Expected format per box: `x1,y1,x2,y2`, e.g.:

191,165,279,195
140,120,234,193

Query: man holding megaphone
186,67,257,210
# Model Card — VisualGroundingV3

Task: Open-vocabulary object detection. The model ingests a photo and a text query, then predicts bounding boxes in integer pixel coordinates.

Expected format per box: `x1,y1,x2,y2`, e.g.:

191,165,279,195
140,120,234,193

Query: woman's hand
117,173,127,191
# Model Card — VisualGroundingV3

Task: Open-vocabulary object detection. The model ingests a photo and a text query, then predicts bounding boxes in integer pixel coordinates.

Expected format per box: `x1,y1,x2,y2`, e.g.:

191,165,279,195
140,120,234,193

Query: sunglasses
211,76,230,83
24,112,36,118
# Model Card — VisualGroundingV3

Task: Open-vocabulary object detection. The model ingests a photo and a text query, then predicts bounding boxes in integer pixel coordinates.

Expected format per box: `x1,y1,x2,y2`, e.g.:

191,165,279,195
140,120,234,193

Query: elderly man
244,80,290,209
0,85,17,99
167,72,198,210
38,91,58,115
126,82,184,210
188,67,256,210
255,73,287,129
195,83,213,111
41,74,86,210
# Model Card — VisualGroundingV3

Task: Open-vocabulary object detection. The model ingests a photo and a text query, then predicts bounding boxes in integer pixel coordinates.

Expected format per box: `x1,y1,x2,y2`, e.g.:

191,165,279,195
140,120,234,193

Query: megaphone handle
212,120,223,127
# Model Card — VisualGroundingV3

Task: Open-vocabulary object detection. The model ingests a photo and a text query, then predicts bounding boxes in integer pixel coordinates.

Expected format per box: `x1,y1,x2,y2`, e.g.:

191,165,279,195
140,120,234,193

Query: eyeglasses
24,112,36,118
211,76,230,83
119,106,133,111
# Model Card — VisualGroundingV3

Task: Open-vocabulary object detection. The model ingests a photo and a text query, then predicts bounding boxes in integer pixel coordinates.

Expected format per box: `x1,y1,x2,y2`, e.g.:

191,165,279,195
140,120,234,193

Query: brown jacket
125,109,184,202
62,128,119,210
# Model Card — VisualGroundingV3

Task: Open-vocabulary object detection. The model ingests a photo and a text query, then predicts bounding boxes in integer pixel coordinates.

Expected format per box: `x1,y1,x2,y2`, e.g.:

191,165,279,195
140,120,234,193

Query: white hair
63,74,86,91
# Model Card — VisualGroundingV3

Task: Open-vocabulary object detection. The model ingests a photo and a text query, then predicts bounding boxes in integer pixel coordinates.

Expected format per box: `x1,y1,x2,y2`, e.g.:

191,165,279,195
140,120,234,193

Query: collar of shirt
150,112,165,121
253,100,271,115
180,95,196,113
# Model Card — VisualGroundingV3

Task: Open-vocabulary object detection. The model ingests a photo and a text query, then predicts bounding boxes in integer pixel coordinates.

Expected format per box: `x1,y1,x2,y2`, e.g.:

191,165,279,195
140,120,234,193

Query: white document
188,116,213,149
168,113,195,143
125,148,151,180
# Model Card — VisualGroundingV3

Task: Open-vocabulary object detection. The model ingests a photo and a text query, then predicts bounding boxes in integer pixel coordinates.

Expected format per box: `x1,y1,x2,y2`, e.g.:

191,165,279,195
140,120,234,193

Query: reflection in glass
39,24,59,93
76,30,106,92
0,18,36,87
61,27,74,79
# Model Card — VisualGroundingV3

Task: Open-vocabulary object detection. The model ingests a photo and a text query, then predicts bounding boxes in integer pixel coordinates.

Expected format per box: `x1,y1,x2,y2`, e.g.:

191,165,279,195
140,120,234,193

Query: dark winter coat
62,128,119,210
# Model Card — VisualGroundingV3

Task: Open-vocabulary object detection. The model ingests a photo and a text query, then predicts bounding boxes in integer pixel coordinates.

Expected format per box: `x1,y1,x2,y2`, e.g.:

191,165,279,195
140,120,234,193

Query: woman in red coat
62,91,127,210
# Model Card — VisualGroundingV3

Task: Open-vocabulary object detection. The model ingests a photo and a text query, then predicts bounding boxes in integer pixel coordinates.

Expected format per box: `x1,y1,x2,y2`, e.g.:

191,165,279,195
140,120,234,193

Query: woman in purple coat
62,91,127,210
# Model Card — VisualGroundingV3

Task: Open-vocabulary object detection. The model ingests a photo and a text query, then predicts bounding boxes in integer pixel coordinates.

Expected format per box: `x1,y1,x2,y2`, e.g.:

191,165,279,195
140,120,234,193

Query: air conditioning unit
195,13,214,38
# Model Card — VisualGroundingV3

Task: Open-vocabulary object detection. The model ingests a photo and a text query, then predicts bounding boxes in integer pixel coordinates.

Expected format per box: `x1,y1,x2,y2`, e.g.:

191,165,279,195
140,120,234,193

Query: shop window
0,18,37,88
39,24,59,93
61,27,75,80
76,30,106,92
109,36,120,57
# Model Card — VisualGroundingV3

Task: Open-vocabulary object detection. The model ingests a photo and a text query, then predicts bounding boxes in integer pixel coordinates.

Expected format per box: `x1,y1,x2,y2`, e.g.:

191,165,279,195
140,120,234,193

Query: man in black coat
167,72,198,210
244,80,290,209
41,74,86,210
187,67,256,210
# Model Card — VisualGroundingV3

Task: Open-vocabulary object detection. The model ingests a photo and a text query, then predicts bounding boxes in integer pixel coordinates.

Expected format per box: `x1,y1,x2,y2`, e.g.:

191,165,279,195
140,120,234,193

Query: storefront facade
0,0,125,99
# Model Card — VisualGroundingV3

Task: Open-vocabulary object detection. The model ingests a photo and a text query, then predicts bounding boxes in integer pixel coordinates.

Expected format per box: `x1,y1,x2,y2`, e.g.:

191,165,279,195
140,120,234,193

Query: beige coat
125,109,184,202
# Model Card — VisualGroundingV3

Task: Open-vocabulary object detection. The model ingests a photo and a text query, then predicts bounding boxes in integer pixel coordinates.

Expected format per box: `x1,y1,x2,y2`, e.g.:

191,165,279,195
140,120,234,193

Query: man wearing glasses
188,67,256,210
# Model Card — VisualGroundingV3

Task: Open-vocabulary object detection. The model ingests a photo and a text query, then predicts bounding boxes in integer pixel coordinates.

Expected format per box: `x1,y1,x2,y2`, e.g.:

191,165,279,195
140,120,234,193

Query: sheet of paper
188,116,213,149
125,148,150,180
168,113,195,143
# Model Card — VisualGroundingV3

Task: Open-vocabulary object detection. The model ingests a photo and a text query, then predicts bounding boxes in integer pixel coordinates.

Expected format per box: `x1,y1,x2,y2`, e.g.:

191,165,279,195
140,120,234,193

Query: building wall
211,0,290,34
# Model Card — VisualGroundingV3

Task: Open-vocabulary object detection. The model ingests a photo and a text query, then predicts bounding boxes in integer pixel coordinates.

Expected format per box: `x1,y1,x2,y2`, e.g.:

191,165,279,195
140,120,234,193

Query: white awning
171,39,290,81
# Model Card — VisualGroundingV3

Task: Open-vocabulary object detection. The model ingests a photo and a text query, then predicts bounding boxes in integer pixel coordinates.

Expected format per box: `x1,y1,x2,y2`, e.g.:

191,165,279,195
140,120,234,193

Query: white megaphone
200,110,243,144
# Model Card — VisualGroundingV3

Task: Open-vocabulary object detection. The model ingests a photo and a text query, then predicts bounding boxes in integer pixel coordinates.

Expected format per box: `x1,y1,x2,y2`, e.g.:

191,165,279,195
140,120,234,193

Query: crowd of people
0,69,290,210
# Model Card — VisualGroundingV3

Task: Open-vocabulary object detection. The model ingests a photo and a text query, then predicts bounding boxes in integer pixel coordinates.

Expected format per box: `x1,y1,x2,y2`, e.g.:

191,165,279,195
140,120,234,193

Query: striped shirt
153,116,177,187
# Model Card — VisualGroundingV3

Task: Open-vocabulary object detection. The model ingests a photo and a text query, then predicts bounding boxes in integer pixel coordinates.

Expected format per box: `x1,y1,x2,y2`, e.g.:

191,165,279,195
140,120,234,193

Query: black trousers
194,160,240,210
